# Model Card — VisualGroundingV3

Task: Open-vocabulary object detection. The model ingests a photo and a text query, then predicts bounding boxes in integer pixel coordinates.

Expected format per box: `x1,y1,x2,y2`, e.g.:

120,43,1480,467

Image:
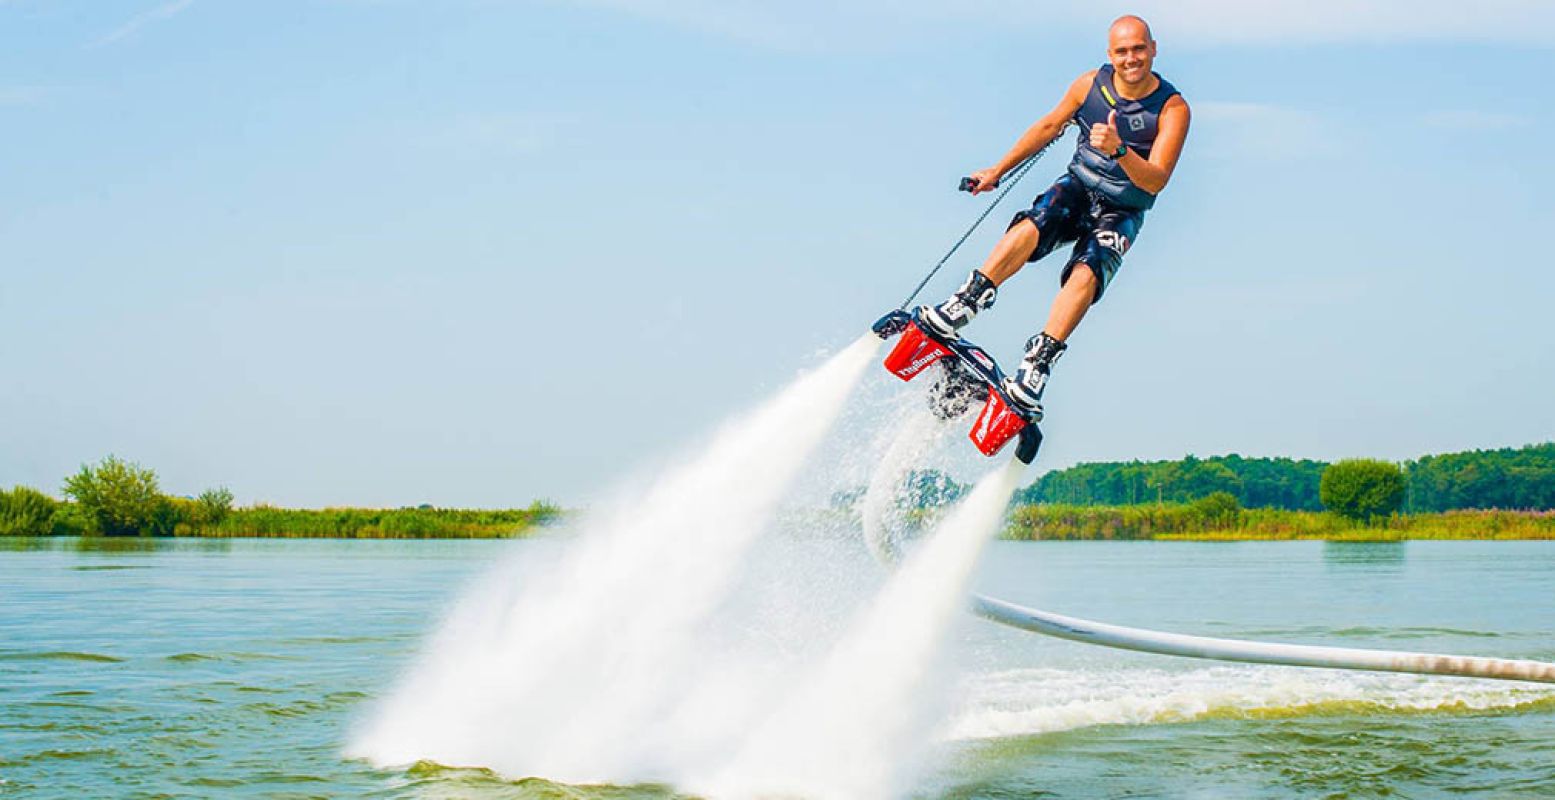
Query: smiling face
1107,16,1157,87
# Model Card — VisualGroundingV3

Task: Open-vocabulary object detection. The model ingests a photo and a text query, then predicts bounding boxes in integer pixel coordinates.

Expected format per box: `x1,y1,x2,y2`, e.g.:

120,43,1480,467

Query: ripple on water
401,762,687,799
245,699,333,718
274,635,393,645
184,776,245,788
1217,624,1509,640
15,749,115,763
20,700,133,714
165,653,220,663
0,651,124,664
160,651,297,664
935,707,1555,799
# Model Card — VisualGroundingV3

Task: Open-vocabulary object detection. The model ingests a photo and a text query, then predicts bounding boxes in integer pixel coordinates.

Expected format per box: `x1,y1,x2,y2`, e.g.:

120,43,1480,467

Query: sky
2,1,1552,508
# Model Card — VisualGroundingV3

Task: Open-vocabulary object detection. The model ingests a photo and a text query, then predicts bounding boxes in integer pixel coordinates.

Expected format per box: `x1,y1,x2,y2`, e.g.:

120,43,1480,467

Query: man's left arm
1107,96,1191,195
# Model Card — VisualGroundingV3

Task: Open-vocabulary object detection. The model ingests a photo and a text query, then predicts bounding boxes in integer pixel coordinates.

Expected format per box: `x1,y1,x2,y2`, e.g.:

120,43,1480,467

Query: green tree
1405,443,1555,511
0,486,59,536
49,503,93,536
1321,459,1406,521
1176,459,1243,501
904,469,967,507
62,456,165,536
193,487,235,527
1191,491,1242,529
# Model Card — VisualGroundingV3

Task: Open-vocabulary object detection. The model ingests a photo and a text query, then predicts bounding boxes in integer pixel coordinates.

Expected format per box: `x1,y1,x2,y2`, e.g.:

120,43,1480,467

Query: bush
49,503,93,536
62,456,165,536
1321,459,1406,521
1192,491,1242,528
193,487,235,527
0,486,59,536
147,496,197,537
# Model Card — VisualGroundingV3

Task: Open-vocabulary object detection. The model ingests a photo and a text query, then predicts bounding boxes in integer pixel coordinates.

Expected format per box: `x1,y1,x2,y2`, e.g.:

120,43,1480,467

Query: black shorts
1009,172,1145,304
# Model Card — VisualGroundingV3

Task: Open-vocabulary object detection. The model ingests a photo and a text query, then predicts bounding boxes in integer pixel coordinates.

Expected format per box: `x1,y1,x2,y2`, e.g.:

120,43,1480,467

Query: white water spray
942,665,1555,742
349,334,881,783
859,408,946,565
706,458,1026,800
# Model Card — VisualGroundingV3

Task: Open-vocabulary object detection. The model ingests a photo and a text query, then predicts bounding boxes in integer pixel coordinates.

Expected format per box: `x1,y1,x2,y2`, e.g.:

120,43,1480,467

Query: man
920,15,1190,420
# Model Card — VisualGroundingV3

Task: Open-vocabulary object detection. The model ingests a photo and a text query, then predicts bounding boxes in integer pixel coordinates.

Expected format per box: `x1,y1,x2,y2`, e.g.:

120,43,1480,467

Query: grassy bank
4,457,565,539
189,502,561,539
0,488,561,539
1004,504,1555,541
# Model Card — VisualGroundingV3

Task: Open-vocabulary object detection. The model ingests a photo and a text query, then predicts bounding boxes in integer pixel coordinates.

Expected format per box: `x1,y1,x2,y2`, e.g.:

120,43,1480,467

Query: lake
2,537,1552,798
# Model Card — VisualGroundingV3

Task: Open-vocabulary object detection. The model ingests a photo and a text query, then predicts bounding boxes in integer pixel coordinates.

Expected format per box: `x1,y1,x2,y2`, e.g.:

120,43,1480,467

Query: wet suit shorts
1009,172,1145,304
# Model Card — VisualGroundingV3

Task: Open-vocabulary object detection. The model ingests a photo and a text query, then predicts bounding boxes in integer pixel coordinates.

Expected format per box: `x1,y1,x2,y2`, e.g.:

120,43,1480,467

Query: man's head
1107,15,1157,87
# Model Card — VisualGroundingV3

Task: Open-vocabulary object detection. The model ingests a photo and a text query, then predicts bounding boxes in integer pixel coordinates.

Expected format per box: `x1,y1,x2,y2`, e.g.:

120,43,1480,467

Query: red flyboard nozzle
969,390,1027,456
881,322,951,381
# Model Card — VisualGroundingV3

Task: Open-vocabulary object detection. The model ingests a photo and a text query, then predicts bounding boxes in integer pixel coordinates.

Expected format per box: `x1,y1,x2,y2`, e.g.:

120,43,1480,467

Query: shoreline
1002,505,1555,542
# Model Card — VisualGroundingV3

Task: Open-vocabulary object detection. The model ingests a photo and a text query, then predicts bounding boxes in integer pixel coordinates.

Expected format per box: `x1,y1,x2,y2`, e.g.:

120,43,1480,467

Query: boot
919,270,996,338
1002,332,1067,418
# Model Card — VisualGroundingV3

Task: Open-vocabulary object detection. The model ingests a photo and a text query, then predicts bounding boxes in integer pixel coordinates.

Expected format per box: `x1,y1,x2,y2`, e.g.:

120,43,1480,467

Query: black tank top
1066,64,1180,210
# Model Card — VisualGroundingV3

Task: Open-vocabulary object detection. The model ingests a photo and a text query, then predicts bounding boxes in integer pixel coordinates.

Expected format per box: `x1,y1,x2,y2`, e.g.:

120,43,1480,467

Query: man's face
1107,24,1156,85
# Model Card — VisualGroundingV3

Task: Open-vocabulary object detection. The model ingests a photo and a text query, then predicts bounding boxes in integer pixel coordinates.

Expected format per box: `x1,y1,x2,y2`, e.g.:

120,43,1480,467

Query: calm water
2,537,1553,798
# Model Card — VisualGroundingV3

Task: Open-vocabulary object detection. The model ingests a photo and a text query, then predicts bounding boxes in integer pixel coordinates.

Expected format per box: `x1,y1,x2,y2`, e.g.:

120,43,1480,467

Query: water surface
1,537,1551,798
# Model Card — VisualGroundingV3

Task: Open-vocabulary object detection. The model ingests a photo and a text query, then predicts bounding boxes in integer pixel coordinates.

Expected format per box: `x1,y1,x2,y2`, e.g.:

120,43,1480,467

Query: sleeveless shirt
1066,64,1181,210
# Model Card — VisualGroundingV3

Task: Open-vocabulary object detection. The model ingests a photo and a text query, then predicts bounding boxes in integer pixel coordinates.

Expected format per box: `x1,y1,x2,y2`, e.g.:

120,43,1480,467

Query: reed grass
1004,504,1555,541
187,501,562,539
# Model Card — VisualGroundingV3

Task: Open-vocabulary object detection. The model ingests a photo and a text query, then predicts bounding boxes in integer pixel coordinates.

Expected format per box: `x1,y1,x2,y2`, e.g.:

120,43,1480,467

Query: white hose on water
860,422,1555,685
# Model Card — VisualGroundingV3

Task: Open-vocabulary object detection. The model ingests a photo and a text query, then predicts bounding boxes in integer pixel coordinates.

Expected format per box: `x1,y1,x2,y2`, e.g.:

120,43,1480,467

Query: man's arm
967,71,1094,195
1114,94,1190,195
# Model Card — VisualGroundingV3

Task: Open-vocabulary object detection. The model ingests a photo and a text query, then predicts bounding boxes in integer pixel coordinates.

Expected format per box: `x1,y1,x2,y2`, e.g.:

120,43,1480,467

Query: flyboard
866,166,1555,686
872,308,1042,465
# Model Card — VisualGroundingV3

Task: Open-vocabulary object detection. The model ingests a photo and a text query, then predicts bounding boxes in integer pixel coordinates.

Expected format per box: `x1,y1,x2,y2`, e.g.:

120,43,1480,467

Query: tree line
0,455,557,538
1406,443,1555,511
1016,443,1555,512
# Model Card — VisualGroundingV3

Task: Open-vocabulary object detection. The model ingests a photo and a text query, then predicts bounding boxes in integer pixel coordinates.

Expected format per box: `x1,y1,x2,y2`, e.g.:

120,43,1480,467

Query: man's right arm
968,71,1094,195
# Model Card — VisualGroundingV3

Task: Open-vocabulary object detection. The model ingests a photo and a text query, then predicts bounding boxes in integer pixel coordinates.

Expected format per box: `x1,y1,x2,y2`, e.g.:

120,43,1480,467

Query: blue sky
3,1,1552,507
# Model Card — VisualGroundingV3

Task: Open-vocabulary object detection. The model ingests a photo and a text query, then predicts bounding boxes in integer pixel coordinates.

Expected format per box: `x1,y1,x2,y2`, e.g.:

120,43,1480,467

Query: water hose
861,420,1555,685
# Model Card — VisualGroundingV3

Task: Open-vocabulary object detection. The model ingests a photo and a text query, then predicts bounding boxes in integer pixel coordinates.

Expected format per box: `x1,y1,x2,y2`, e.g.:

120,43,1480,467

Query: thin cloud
1116,0,1555,46
1192,101,1341,160
559,0,1555,50
91,0,196,48
0,86,48,106
406,112,570,157
1420,110,1525,131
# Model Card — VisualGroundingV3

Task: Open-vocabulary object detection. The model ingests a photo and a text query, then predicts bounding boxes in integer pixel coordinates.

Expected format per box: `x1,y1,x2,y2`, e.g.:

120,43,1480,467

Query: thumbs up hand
1090,110,1124,157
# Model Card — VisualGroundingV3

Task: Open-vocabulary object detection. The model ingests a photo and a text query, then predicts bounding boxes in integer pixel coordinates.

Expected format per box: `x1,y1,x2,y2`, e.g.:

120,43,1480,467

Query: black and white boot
919,270,997,338
1002,332,1067,420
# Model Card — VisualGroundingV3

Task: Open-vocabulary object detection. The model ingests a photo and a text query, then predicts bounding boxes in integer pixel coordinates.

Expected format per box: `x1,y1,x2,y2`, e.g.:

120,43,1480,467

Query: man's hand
1089,110,1123,156
965,167,1003,195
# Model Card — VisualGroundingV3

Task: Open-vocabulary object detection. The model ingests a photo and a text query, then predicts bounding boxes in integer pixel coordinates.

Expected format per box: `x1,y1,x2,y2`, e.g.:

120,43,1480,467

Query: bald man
920,15,1190,419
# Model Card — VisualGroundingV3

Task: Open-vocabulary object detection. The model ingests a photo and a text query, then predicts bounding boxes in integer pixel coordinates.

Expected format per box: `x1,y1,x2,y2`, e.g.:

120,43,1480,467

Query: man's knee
1064,260,1115,308
1003,219,1043,267
1063,262,1097,291
985,220,1044,284
1007,218,1041,249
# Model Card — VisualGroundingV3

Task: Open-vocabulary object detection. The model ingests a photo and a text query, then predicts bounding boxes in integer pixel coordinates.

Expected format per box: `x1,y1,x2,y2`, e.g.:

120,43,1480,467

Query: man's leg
1040,262,1097,340
1002,265,1094,412
1004,200,1138,415
921,175,1087,337
920,220,1042,337
980,219,1042,286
